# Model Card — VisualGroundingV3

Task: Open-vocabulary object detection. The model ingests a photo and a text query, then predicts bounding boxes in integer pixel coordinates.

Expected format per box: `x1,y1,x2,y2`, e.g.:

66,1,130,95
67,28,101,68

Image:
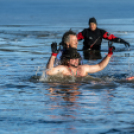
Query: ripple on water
1,24,134,133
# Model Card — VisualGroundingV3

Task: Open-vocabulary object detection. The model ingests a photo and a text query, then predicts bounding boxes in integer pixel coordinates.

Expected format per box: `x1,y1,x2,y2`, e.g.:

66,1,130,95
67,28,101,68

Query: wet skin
66,35,78,49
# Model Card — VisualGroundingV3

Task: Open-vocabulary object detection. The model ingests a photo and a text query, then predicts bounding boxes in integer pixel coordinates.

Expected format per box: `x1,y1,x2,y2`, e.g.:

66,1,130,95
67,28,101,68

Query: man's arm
84,46,114,73
46,52,65,75
77,29,87,40
46,42,61,75
84,55,111,73
47,42,58,69
102,30,130,47
77,32,84,40
46,55,56,69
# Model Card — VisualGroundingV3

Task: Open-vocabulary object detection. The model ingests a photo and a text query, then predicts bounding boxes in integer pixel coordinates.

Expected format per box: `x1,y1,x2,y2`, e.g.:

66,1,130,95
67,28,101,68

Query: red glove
108,46,115,57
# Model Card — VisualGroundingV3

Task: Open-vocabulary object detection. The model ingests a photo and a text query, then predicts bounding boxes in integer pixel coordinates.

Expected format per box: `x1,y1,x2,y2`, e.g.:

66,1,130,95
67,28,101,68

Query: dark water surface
1,0,134,134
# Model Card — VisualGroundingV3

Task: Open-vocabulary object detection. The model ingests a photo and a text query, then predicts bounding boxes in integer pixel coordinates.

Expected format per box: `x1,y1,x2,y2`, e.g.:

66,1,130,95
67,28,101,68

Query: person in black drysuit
77,17,130,60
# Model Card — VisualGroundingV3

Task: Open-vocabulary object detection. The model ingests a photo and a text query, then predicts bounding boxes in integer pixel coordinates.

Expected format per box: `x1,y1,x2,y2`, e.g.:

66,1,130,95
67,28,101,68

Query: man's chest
85,30,101,40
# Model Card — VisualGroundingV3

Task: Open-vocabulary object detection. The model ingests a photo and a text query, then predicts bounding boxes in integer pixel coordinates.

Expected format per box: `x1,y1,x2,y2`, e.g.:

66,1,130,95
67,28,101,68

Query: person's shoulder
96,28,107,36
55,65,69,71
83,28,89,30
81,28,90,36
82,28,89,32
97,27,106,32
56,65,67,68
78,64,90,69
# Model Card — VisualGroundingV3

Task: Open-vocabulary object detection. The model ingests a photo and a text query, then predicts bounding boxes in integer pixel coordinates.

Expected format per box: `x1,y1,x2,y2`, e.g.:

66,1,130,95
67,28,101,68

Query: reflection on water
83,50,102,60
1,24,134,133
47,84,81,102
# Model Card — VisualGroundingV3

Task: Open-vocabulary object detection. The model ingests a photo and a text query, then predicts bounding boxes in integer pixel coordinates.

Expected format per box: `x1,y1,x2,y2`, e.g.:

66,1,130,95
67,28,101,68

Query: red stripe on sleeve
103,32,117,40
77,32,84,40
103,32,108,39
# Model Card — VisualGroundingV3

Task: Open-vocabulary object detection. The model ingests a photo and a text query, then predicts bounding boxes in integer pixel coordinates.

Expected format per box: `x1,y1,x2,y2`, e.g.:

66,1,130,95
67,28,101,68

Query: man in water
59,30,78,50
46,46,114,77
77,17,130,59
53,30,81,65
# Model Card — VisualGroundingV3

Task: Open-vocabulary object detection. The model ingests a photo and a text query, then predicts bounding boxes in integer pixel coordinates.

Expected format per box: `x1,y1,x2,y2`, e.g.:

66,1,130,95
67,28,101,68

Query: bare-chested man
46,40,114,77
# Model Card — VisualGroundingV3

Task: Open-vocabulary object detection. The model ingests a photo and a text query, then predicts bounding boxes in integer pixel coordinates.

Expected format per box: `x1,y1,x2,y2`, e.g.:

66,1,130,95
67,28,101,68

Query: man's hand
108,46,115,57
119,39,130,47
123,41,130,47
51,42,58,53
51,42,58,56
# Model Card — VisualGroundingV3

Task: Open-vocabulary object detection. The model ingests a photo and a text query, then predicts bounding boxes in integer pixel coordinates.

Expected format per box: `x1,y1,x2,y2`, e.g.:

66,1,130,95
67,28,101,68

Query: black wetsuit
77,28,125,50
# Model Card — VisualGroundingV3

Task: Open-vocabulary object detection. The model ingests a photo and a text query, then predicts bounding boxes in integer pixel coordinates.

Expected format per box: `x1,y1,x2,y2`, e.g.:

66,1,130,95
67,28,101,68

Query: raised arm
84,55,111,73
46,55,60,75
46,55,56,69
46,54,65,76
84,46,114,73
46,42,65,75
46,42,58,69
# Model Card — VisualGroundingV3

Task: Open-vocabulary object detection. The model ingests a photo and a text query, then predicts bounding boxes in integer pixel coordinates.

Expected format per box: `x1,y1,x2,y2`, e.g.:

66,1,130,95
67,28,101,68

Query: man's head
89,17,97,31
61,49,81,68
61,30,78,49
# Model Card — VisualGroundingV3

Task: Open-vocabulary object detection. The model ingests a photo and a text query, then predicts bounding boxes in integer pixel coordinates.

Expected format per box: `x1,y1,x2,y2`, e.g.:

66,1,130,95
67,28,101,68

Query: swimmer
46,44,115,77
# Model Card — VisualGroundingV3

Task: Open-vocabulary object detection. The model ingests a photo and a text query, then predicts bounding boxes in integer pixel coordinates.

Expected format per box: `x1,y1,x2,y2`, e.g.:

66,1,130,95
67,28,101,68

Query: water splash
35,66,40,76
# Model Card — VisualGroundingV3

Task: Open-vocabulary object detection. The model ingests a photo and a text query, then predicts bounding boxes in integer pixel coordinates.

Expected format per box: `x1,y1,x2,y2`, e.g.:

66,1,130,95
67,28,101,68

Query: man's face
89,23,97,31
66,35,78,49
69,58,79,67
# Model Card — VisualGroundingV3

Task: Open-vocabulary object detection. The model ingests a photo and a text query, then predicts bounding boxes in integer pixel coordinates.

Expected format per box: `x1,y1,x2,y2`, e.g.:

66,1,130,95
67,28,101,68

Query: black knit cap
62,48,81,59
89,17,97,25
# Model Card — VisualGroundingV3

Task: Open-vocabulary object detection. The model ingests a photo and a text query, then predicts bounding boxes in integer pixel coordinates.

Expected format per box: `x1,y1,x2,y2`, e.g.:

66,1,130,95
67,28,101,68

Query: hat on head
89,17,97,25
62,48,81,59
